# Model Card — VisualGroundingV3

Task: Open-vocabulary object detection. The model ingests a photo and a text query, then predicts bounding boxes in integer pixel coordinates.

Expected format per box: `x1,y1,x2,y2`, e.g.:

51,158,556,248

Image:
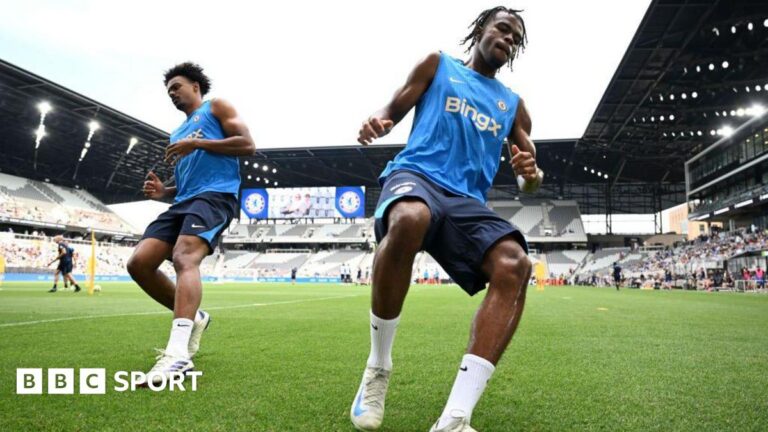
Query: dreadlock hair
163,62,211,96
460,6,528,71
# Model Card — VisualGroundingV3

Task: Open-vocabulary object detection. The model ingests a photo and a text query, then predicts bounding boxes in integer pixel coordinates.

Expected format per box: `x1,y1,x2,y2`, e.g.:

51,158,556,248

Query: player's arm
358,51,441,145
508,98,543,193
164,99,255,163
48,247,65,266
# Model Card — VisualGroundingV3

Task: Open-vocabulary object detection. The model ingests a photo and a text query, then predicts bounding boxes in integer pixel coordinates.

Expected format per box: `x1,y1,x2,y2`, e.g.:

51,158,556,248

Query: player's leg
428,195,531,431
50,269,61,292
352,198,432,431
369,198,430,364
65,271,82,292
432,237,531,431
469,238,531,362
144,235,208,385
171,235,208,321
148,193,235,380
126,238,175,309
371,199,431,319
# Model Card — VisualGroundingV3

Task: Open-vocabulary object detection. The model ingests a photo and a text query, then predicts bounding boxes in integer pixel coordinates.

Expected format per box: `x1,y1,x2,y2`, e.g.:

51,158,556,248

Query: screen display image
240,186,365,219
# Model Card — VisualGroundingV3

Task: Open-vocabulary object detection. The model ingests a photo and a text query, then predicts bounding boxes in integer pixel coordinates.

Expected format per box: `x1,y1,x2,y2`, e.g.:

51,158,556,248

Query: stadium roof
0,58,173,204
0,0,765,215
579,0,768,184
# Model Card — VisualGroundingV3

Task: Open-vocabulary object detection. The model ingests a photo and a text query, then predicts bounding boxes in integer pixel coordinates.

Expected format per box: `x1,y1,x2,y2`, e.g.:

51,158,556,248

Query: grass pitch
0,282,766,431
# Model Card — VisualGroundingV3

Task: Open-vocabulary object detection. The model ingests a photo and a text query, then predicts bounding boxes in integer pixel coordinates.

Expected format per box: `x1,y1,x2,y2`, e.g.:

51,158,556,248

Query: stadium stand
571,228,768,290
248,250,311,277
577,247,630,275
0,233,173,276
297,249,366,278
546,250,588,278
224,221,371,245
488,199,588,243
0,172,136,233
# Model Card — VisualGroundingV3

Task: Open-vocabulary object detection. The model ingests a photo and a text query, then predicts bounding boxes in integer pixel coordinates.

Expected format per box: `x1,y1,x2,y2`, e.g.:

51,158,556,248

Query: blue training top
58,242,74,263
170,99,241,203
380,52,520,203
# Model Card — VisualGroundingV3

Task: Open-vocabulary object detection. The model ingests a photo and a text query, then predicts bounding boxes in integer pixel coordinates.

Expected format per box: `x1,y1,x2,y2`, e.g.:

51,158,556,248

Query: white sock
165,318,193,358
437,354,495,428
366,311,399,370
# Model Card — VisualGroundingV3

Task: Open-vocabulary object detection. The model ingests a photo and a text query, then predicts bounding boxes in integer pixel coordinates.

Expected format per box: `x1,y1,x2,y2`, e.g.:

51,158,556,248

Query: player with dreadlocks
349,6,540,432
462,6,528,70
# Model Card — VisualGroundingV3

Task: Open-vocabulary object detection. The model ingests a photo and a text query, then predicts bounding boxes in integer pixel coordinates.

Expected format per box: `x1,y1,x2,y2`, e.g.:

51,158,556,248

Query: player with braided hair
350,6,541,432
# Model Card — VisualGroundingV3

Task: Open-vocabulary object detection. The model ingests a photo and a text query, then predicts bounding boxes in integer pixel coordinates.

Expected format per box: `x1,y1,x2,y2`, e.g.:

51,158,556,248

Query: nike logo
371,323,378,331
191,224,206,229
460,366,468,372
353,389,367,416
177,324,191,328
449,77,465,84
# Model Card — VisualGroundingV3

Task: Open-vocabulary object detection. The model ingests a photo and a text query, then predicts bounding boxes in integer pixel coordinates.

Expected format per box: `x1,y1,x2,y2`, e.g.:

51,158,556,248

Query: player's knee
126,254,147,277
386,201,430,250
172,252,192,272
492,246,531,286
172,247,203,272
498,256,530,282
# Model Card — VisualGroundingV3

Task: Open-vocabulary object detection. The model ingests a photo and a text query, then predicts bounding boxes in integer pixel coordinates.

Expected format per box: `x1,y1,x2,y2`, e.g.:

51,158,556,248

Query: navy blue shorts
57,261,73,274
142,191,238,254
374,170,528,296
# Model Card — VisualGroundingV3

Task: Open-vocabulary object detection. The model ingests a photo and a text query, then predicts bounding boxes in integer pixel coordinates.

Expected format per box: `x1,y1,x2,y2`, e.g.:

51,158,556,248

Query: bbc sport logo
16,368,202,394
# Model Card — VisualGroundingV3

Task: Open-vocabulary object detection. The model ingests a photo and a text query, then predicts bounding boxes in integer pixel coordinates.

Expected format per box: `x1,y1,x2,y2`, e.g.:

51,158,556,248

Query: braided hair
460,6,528,71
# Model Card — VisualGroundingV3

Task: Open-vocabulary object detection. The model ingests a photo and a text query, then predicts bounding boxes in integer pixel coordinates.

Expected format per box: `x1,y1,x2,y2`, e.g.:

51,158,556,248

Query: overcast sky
0,0,651,149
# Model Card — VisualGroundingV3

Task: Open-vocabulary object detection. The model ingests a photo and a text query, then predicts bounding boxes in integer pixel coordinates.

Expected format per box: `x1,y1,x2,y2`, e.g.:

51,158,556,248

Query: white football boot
143,349,194,386
350,366,391,431
429,410,478,432
188,310,211,358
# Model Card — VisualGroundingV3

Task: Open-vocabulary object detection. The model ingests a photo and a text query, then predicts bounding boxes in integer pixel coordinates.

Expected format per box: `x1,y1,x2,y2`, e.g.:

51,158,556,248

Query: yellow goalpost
0,254,5,289
87,231,96,295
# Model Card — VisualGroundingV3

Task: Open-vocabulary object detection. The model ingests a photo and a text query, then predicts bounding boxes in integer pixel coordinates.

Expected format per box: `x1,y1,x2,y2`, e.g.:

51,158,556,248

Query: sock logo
176,324,191,328
371,323,378,331
459,366,468,372
445,97,503,137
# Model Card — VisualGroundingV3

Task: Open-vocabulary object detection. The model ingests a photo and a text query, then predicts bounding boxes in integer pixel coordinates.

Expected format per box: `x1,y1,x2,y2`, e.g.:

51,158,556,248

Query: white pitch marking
0,294,362,328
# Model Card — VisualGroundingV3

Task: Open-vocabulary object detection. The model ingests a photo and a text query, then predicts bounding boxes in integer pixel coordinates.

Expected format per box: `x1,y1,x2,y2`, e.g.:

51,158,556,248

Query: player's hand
510,145,538,181
358,116,394,145
143,171,166,200
164,138,199,165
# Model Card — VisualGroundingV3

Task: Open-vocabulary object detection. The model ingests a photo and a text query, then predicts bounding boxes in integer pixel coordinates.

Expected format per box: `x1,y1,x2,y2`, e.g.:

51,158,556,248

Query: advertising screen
240,186,365,219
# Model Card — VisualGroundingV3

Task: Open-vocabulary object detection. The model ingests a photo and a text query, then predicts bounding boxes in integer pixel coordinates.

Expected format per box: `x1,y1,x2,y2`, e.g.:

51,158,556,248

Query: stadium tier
488,199,587,243
0,172,137,234
223,220,374,245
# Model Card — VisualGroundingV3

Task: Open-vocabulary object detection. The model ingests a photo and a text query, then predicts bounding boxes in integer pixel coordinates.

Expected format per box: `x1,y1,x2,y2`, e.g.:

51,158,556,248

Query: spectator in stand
432,267,441,285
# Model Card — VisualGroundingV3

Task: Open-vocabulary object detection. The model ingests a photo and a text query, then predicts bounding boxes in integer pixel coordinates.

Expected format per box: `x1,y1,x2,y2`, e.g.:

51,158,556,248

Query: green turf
0,282,766,431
